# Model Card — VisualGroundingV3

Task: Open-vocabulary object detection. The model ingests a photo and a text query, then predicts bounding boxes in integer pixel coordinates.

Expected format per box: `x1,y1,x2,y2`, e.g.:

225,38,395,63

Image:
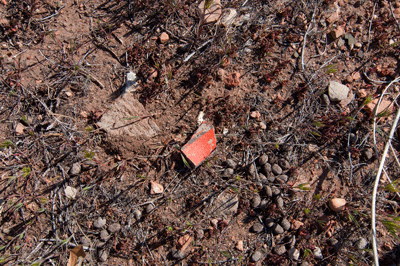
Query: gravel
108,222,121,233
276,175,288,183
288,248,300,260
69,162,81,176
224,168,234,176
262,163,272,174
265,218,274,228
99,250,108,262
226,159,237,169
171,248,184,260
278,159,290,169
355,237,368,250
258,154,269,165
251,251,263,262
272,223,284,234
314,247,323,260
273,245,286,255
93,217,106,229
272,164,283,175
263,186,272,197
133,209,142,220
100,229,110,240
271,186,280,196
145,204,155,213
250,195,261,208
280,218,291,231
251,222,264,233
276,197,284,208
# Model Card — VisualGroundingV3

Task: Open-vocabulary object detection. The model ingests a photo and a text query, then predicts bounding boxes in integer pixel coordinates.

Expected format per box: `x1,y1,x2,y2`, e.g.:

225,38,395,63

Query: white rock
288,248,300,260
329,198,346,212
150,181,164,194
64,186,78,199
314,247,323,260
198,0,222,24
219,8,237,27
328,81,349,101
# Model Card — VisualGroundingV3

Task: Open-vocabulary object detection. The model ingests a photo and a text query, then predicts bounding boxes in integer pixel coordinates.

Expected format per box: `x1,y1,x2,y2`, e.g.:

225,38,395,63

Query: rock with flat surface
198,0,222,24
328,81,349,101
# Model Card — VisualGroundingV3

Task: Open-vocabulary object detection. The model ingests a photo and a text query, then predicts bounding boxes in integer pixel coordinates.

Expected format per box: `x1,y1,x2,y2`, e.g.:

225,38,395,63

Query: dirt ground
1,0,400,265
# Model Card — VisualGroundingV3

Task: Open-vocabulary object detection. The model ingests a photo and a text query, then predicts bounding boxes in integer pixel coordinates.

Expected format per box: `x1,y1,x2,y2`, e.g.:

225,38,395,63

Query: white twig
301,4,317,71
367,3,377,52
371,76,400,266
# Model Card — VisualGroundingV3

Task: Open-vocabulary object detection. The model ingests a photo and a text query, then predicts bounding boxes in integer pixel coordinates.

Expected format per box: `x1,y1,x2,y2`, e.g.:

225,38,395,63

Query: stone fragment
178,234,192,251
219,8,237,27
355,237,368,250
250,111,261,119
274,245,286,255
108,223,121,233
329,26,345,39
263,186,272,197
276,175,288,183
209,193,238,217
280,218,291,231
251,222,264,233
364,98,393,115
262,163,271,174
224,168,234,177
181,121,216,167
292,220,304,230
93,217,106,229
276,197,284,209
251,251,262,262
171,248,184,260
64,186,78,200
288,248,300,260
145,204,155,213
226,159,237,169
329,198,346,212
100,229,110,240
133,209,142,220
278,159,290,169
258,154,269,165
236,240,244,251
250,195,261,208
224,72,240,87
363,148,373,160
159,32,169,44
150,181,164,194
272,164,282,175
328,81,349,101
272,223,284,235
249,164,256,177
265,218,274,228
69,162,81,176
340,92,354,107
314,247,323,260
271,186,280,196
198,0,222,24
15,123,25,135
99,250,108,262
328,238,339,246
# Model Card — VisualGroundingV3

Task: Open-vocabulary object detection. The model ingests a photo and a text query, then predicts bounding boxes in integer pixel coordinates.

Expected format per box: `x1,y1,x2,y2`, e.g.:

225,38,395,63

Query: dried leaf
67,245,86,266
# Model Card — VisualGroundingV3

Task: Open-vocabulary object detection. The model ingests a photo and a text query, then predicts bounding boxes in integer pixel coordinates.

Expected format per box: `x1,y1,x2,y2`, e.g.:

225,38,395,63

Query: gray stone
322,94,330,106
196,229,204,240
93,217,106,229
133,209,142,220
81,236,90,248
272,164,283,175
251,251,263,262
258,173,267,181
271,186,280,196
171,248,184,260
219,8,237,27
358,50,364,58
108,223,121,233
301,262,309,266
328,238,339,246
273,245,286,255
145,204,155,213
363,148,373,160
99,250,108,262
328,81,349,101
355,237,368,250
280,218,291,231
278,159,290,169
276,197,284,208
100,229,110,241
249,164,256,177
264,186,272,197
265,218,275,228
276,175,288,183
262,163,272,174
251,222,264,233
337,38,345,47
250,195,261,208
258,154,269,165
224,168,234,176
97,241,106,248
226,159,237,169
288,248,300,260
314,247,323,260
272,223,284,234
267,175,275,182
69,162,81,176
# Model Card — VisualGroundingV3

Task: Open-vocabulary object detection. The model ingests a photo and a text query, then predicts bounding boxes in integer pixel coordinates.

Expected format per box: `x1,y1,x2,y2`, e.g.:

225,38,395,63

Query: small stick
367,2,377,52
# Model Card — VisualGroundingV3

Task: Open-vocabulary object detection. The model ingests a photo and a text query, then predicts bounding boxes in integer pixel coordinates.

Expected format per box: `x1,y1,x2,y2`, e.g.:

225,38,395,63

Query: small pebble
272,223,284,234
267,175,275,182
100,229,110,240
322,94,330,106
363,148,373,160
250,195,261,208
278,159,290,169
265,218,275,228
236,240,244,251
262,163,272,174
133,209,142,220
355,237,368,250
226,159,237,169
224,168,234,176
81,236,90,248
314,247,323,260
93,217,106,229
99,250,108,262
251,222,264,233
271,186,280,196
272,164,283,175
300,262,309,266
145,204,155,213
249,164,256,177
264,186,272,197
328,238,339,246
258,154,269,165
288,248,300,260
171,248,184,260
69,162,81,176
280,218,291,231
108,223,121,233
274,244,286,255
276,175,288,183
276,197,284,208
251,251,263,262
196,229,204,240
258,173,267,181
